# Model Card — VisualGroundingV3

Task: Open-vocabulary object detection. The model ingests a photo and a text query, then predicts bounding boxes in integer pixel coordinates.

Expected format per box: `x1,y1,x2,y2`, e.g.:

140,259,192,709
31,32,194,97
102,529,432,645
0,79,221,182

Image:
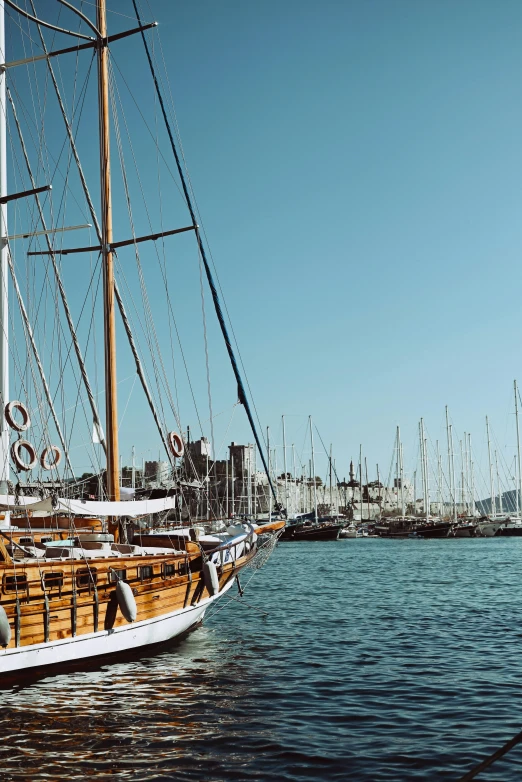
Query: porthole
3,574,27,592
43,572,64,590
109,569,127,583
77,568,97,588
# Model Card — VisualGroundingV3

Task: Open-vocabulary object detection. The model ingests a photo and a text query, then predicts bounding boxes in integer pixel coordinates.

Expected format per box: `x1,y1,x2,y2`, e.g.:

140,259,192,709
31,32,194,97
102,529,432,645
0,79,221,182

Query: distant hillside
476,488,519,515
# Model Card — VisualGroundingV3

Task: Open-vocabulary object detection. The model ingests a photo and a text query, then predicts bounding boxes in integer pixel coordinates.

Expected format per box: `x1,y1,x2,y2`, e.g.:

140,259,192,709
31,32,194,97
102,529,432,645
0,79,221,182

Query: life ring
5,401,30,432
40,445,62,470
11,440,37,471
168,431,184,458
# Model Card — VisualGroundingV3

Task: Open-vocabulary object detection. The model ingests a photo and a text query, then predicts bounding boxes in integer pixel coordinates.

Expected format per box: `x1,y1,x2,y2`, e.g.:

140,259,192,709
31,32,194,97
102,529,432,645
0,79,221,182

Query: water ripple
0,538,521,779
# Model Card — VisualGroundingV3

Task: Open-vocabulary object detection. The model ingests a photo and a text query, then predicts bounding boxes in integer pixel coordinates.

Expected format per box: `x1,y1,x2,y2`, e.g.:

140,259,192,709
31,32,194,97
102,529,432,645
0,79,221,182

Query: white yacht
339,524,357,539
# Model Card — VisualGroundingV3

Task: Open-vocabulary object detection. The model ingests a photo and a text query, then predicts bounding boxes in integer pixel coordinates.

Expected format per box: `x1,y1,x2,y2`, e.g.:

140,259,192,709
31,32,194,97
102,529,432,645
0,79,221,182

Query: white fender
116,580,137,622
203,560,219,596
0,605,11,647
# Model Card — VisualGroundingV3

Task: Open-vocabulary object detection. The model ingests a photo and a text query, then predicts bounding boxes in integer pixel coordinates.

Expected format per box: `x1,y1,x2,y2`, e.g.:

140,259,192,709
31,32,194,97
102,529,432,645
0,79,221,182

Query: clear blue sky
5,0,522,497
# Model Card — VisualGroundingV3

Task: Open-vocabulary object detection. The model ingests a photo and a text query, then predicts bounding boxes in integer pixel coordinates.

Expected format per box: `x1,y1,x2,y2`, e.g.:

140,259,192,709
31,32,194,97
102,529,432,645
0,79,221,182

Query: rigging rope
7,83,104,480
6,76,107,456
2,92,73,474
108,58,211,490
150,32,181,425
131,0,277,503
29,4,177,466
142,0,270,468
457,728,522,781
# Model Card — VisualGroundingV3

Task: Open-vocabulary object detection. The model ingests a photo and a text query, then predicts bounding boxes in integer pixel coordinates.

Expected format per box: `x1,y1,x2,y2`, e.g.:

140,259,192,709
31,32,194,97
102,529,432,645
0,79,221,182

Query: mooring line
226,595,269,618
457,727,522,781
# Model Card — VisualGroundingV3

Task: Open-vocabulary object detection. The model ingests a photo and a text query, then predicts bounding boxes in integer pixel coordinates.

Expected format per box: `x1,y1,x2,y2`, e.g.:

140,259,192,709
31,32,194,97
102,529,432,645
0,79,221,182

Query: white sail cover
0,494,178,517
0,495,46,511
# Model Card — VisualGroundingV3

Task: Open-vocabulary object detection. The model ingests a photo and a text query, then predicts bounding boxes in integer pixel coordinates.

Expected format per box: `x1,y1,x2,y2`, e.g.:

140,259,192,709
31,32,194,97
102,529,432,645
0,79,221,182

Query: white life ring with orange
11,439,37,471
168,431,184,458
5,401,31,432
40,445,62,470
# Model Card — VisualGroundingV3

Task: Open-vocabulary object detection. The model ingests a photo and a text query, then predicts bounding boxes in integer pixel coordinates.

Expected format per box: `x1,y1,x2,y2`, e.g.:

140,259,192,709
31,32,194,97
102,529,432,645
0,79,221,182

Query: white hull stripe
0,579,234,674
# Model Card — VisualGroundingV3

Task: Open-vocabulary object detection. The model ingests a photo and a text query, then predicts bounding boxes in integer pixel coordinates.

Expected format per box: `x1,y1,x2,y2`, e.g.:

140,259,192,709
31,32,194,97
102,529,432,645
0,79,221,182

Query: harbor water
0,537,521,780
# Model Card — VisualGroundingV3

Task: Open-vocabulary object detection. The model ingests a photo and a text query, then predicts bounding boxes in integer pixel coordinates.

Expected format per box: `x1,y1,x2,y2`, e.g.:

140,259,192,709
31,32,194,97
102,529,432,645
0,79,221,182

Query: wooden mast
97,0,119,502
0,1,10,504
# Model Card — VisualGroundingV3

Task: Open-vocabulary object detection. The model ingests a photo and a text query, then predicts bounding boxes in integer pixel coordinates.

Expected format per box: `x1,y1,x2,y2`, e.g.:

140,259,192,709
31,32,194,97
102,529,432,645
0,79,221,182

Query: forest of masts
112,386,522,521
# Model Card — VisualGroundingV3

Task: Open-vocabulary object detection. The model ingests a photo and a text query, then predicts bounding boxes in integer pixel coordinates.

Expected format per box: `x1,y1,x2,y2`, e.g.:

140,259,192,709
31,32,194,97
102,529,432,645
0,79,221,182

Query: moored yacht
476,517,506,537
339,523,357,538
280,517,342,541
451,519,478,537
495,516,522,536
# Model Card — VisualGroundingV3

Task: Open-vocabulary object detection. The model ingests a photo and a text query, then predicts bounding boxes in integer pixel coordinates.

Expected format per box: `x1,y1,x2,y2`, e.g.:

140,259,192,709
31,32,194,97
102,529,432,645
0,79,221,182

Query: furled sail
0,495,46,511
0,495,179,517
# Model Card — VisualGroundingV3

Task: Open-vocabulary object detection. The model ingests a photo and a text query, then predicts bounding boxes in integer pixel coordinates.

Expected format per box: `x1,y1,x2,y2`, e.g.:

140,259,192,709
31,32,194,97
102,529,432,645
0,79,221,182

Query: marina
0,537,521,781
0,1,519,780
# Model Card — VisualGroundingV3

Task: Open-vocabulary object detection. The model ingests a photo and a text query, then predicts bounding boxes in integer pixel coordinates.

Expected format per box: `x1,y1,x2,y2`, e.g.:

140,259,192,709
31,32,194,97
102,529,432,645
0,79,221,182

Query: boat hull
280,524,342,541
452,526,477,537
412,523,452,538
0,579,233,674
0,523,261,677
496,526,522,537
476,521,504,537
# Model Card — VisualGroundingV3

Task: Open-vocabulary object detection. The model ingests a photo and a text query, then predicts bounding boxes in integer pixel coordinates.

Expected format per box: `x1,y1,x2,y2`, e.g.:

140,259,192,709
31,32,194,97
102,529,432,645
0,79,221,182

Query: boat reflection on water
0,623,257,779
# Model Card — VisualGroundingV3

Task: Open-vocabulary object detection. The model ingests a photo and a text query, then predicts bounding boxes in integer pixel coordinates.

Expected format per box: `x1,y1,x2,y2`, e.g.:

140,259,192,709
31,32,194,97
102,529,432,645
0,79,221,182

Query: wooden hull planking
0,545,254,673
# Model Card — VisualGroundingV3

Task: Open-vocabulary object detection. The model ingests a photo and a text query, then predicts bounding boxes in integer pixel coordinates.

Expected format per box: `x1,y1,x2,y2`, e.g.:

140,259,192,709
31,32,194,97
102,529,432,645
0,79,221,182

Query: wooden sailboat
0,0,281,675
